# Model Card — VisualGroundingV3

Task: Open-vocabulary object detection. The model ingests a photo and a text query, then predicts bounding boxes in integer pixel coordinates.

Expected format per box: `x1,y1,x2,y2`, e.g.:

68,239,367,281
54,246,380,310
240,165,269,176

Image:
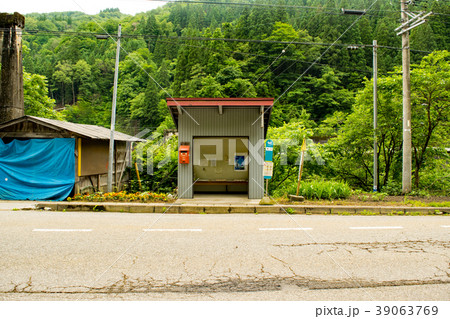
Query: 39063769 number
375,305,438,316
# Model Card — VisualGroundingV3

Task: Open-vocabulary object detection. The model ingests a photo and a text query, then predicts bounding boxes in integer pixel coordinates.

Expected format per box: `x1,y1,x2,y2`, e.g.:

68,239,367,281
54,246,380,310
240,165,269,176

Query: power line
156,37,403,76
240,0,352,95
14,28,434,53
148,0,342,14
148,0,448,16
253,0,381,117
17,29,353,47
157,38,372,72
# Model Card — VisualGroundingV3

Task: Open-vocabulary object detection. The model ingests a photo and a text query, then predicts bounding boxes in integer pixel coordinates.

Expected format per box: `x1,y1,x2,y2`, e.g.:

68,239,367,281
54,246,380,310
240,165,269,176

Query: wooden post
134,162,142,191
114,145,117,190
77,138,82,177
296,139,306,196
296,151,305,196
74,138,80,194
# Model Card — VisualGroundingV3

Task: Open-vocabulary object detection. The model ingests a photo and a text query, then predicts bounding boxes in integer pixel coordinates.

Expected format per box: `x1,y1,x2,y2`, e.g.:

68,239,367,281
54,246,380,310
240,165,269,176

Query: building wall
0,119,135,196
178,108,264,199
75,140,129,194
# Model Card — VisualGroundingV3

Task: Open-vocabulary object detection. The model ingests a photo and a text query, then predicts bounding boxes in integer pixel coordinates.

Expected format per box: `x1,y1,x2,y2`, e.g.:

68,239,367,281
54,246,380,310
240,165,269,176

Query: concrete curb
33,202,450,215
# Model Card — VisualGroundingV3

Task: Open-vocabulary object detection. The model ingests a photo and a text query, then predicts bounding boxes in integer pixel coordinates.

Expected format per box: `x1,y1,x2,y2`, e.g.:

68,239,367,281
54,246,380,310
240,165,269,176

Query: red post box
179,145,190,164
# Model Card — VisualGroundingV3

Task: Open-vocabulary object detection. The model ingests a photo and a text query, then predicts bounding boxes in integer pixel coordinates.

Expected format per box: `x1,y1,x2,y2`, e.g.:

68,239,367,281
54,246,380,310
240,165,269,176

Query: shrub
277,180,352,200
382,181,403,196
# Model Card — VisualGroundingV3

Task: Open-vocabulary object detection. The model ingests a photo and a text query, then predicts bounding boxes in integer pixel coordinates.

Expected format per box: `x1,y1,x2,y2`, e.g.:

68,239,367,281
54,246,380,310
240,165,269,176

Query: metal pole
107,24,121,193
373,40,378,192
401,1,412,193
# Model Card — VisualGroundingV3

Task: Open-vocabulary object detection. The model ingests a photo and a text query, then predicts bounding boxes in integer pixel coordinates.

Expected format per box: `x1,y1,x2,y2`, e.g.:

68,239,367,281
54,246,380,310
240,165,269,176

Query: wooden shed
0,115,143,196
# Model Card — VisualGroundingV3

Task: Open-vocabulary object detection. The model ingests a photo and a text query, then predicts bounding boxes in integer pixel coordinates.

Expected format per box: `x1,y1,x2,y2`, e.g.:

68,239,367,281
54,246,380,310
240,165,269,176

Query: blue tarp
0,138,75,201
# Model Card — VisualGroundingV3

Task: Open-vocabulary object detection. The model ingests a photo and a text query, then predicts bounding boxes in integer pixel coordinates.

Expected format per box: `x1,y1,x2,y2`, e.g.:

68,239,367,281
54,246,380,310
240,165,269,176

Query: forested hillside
19,0,450,194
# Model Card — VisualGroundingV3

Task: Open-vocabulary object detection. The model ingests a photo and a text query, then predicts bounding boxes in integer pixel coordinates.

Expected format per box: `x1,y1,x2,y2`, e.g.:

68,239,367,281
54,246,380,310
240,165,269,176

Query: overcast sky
2,0,166,15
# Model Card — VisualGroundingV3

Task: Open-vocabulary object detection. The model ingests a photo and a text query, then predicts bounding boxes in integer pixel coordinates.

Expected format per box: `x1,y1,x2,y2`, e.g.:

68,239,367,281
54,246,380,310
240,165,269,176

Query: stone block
281,206,306,214
255,206,279,214
154,205,171,214
203,206,230,214
178,206,203,214
229,206,255,214
129,205,153,213
379,207,405,214
305,206,332,214
331,207,357,214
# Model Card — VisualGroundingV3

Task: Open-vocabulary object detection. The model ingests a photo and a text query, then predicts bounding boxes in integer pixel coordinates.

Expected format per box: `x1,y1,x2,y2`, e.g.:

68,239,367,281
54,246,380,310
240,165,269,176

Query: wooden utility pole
401,0,412,194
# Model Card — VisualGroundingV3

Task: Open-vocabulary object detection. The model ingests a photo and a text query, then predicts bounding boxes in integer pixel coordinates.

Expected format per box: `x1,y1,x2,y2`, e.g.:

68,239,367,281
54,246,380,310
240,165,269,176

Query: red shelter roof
166,97,274,107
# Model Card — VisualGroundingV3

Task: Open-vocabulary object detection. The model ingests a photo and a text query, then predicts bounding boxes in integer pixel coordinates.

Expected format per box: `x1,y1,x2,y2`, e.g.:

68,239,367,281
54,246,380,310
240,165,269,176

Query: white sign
263,161,273,179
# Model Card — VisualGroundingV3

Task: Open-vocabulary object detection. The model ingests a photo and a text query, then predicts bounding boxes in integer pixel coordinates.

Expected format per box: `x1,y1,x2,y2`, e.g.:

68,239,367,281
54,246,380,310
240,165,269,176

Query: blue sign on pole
265,139,273,162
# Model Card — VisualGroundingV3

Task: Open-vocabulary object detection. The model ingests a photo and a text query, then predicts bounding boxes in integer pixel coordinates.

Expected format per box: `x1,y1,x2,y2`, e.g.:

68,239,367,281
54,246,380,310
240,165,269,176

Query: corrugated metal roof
0,116,144,142
167,98,274,137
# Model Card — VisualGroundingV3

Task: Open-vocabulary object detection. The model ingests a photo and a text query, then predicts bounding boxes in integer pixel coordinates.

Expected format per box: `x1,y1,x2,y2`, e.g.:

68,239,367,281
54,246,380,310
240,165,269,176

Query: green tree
410,50,450,187
287,67,354,121
325,51,450,191
131,117,177,193
72,59,92,100
266,118,315,195
52,61,72,106
144,15,160,53
23,72,62,119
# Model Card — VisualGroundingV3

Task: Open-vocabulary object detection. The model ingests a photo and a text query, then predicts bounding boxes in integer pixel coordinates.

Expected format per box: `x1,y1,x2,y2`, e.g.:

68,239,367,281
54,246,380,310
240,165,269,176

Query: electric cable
11,28,435,53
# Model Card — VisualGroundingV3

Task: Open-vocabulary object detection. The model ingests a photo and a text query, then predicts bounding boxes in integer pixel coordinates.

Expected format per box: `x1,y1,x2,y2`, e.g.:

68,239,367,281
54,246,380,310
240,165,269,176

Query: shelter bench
195,180,248,192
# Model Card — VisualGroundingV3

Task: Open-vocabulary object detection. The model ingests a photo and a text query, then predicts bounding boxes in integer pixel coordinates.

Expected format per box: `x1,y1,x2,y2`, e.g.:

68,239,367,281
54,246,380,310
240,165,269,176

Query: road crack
2,276,449,294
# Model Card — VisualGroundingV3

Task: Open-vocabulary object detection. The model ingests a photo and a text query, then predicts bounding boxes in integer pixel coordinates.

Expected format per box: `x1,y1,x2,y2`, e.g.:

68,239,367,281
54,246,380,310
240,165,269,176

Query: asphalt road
0,210,448,300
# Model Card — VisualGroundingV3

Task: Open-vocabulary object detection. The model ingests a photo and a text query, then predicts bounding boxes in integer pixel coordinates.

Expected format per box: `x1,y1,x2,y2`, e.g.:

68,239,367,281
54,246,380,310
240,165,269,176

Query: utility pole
395,2,432,193
373,40,378,192
107,24,121,193
400,0,412,194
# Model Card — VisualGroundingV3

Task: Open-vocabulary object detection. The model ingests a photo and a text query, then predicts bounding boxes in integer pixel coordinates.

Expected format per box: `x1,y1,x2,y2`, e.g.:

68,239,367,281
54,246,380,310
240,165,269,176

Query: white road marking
259,227,313,231
143,228,202,232
441,225,450,228
33,229,92,232
350,226,403,230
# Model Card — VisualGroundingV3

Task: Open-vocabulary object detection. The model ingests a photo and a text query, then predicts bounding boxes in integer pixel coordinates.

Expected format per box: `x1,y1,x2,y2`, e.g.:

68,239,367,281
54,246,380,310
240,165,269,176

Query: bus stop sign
265,139,273,162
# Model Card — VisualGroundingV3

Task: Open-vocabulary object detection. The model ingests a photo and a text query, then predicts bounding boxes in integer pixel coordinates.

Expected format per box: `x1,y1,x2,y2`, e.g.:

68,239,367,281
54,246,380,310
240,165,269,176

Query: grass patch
285,207,294,214
358,209,380,215
405,200,450,207
296,180,352,200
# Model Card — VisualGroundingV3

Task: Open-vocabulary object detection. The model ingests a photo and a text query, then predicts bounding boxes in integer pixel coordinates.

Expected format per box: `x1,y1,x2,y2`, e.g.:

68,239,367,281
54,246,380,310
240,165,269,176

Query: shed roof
0,116,144,142
167,98,274,136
